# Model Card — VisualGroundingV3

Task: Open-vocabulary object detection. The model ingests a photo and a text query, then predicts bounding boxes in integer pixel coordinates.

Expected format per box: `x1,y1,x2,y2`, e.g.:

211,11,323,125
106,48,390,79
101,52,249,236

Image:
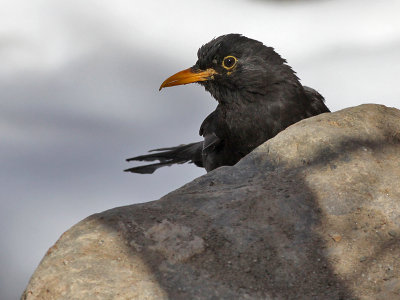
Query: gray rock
22,104,400,299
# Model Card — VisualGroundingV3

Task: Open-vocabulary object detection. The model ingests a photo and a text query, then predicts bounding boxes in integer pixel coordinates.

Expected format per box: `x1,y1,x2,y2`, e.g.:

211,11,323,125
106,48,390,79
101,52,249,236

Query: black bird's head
160,34,300,103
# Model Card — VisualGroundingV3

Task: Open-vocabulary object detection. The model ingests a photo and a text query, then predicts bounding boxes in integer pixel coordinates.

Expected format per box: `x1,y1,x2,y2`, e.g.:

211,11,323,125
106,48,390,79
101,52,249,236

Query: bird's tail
303,86,331,114
124,142,203,174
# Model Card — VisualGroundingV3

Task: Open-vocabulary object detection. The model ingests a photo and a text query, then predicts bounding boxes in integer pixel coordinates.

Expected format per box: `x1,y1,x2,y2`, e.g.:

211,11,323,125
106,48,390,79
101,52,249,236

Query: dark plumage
125,34,330,174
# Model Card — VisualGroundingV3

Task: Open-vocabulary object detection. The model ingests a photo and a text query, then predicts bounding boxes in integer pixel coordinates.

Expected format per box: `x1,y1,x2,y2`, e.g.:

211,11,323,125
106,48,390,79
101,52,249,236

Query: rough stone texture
23,104,400,300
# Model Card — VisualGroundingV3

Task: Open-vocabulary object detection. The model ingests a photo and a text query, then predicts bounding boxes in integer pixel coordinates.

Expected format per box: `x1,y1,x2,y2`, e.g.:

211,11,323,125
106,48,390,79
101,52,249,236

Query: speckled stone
23,104,400,300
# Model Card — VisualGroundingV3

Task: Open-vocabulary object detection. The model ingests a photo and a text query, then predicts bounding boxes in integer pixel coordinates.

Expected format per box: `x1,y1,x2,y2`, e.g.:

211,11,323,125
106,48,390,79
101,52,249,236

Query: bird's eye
222,56,237,70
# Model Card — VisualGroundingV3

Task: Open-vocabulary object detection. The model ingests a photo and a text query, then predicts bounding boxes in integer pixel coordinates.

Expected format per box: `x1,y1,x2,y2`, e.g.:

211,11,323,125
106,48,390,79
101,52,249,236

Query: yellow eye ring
222,56,237,70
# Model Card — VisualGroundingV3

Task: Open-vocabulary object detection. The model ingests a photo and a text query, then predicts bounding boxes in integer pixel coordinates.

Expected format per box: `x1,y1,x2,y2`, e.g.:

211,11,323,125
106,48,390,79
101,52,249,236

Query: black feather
126,34,330,173
125,142,203,173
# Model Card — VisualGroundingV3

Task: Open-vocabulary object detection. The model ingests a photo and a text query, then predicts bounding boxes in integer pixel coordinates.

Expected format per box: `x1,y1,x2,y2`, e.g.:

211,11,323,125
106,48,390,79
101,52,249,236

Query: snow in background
1,0,399,298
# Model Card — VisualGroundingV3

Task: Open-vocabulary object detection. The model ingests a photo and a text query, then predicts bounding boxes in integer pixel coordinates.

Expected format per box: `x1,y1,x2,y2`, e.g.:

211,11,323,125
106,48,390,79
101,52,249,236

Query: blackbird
125,34,329,174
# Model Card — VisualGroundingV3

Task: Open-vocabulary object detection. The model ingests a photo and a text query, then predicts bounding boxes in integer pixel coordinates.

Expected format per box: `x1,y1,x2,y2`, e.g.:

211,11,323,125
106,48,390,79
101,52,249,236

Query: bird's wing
203,132,221,152
199,110,223,153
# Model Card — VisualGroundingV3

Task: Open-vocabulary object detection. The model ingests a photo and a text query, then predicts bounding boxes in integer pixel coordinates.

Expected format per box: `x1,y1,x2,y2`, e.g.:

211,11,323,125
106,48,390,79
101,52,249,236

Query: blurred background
1,0,400,298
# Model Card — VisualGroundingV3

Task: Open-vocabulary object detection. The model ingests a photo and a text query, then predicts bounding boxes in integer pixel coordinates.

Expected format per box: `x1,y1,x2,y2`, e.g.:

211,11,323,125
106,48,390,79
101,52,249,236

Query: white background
1,0,400,298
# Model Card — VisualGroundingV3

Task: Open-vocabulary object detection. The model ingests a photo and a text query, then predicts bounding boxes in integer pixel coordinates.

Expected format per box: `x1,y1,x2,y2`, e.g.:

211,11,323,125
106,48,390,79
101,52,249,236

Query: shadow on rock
22,104,400,299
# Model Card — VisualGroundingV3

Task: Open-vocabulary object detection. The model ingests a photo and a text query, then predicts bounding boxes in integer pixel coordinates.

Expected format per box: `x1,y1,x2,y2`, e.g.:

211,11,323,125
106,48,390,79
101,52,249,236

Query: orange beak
159,67,217,91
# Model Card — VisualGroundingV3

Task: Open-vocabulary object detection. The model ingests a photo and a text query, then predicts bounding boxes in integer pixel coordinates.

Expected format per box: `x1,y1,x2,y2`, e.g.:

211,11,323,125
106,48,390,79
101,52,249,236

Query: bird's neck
207,81,302,108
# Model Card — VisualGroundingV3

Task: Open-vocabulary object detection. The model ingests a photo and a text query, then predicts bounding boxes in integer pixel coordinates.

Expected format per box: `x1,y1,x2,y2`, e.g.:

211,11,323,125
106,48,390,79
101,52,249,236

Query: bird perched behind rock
125,34,330,174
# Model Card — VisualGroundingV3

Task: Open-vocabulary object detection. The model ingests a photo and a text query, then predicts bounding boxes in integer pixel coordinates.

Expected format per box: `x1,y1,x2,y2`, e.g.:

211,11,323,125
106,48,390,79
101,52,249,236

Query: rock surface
23,104,400,299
